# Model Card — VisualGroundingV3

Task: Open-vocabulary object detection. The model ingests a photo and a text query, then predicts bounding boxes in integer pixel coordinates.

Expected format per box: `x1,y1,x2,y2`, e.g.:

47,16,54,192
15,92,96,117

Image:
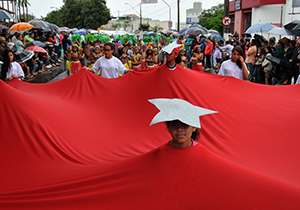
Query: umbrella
25,41,46,49
0,24,9,32
14,50,34,63
58,27,69,32
242,33,252,38
185,27,207,36
265,55,281,65
245,22,274,33
47,23,59,31
210,34,225,41
208,29,220,36
43,41,54,48
178,28,188,35
268,26,294,36
9,22,34,33
25,46,47,53
284,20,300,36
40,27,52,32
28,19,49,28
254,34,267,42
0,9,15,20
74,29,87,35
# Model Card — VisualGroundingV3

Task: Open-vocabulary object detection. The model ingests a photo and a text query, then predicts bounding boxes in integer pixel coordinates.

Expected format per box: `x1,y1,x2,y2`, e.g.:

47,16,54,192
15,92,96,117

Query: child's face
167,120,196,148
95,48,100,53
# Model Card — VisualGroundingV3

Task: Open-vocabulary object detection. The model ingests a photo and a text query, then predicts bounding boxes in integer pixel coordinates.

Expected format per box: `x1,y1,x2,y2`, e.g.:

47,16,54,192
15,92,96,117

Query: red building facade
229,0,286,36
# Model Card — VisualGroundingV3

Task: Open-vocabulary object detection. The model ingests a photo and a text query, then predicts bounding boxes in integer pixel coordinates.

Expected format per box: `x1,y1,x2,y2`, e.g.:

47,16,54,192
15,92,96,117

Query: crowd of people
0,28,63,81
1,26,300,85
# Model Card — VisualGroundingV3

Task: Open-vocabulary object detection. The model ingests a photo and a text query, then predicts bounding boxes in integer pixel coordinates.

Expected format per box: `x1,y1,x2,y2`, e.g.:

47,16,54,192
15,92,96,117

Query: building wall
229,0,300,39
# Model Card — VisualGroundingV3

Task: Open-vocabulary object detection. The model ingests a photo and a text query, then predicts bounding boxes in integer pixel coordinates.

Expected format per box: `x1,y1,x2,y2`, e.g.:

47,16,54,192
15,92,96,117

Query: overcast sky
28,0,222,27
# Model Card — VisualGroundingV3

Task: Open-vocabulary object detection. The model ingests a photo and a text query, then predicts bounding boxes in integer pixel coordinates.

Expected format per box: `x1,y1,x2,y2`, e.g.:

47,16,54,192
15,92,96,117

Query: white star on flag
162,41,182,54
149,98,218,129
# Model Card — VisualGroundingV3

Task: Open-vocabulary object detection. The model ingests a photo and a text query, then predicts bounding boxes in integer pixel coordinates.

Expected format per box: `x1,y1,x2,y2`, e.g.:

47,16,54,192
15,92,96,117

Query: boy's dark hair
104,42,115,51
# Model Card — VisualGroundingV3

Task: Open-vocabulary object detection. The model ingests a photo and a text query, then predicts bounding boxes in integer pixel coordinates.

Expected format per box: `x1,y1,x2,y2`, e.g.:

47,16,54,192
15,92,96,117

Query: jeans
246,63,254,81
253,65,262,83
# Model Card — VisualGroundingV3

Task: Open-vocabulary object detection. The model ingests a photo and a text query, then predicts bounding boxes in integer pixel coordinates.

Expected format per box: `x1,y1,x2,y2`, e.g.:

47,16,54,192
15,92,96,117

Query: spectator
0,50,24,81
15,34,25,51
245,39,257,81
218,46,249,80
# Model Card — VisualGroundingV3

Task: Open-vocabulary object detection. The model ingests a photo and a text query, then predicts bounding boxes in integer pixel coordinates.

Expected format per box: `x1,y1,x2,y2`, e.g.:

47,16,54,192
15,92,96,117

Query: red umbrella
25,46,47,53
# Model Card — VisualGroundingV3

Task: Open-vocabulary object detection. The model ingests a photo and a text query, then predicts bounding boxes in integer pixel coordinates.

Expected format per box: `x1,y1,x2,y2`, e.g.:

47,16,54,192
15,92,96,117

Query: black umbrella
28,19,49,28
254,34,267,42
25,41,46,49
265,55,281,65
14,50,34,63
284,20,300,36
185,27,208,36
47,23,58,31
242,33,252,38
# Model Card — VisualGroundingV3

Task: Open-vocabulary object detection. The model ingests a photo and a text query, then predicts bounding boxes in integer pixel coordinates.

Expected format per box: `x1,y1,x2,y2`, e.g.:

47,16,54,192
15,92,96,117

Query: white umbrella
268,26,295,36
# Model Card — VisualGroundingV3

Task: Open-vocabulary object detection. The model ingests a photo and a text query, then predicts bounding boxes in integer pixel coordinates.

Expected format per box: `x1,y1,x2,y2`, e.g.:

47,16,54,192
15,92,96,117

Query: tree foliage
139,23,150,31
198,3,224,36
42,0,111,29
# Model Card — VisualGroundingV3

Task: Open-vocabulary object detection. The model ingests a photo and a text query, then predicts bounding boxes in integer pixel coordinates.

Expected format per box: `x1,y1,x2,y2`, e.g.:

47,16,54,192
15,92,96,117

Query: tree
139,23,150,31
150,25,163,32
43,0,111,28
198,3,224,36
12,0,31,21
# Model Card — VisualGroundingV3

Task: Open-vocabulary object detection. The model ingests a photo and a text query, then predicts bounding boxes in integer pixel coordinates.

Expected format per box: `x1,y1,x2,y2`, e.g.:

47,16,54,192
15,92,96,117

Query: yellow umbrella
9,22,34,33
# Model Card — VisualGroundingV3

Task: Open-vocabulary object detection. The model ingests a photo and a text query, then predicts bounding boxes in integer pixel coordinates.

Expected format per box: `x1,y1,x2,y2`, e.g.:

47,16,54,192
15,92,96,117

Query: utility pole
177,0,180,32
224,0,229,35
162,0,171,29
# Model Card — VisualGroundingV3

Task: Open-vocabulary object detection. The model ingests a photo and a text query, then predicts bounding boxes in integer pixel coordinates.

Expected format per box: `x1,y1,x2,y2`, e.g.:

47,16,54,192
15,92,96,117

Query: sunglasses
104,48,112,52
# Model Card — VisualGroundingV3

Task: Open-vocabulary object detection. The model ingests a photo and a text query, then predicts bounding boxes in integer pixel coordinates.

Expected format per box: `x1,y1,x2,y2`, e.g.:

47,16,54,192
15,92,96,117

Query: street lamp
162,0,171,29
125,3,142,31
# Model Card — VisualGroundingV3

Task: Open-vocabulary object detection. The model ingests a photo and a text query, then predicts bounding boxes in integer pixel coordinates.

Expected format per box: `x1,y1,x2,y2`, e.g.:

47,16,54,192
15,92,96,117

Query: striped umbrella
9,22,34,33
25,46,47,53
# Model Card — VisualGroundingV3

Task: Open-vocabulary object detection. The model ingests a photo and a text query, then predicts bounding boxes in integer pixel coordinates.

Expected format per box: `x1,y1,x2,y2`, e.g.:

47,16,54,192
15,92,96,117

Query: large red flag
1,65,300,209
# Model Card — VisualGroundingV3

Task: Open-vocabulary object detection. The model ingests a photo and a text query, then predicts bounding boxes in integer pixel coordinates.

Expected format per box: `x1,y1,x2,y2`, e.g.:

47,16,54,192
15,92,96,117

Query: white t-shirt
220,44,233,57
93,56,126,78
0,62,24,80
218,60,248,80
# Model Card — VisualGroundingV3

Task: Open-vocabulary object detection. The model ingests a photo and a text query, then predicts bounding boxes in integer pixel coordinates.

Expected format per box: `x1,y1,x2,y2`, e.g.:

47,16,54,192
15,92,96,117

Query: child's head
95,46,100,53
179,48,186,56
120,56,127,64
165,120,200,148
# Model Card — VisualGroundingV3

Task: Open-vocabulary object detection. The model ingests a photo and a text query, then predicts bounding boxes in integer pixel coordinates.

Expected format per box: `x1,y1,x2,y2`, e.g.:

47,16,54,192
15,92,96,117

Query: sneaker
46,65,52,69
27,74,33,78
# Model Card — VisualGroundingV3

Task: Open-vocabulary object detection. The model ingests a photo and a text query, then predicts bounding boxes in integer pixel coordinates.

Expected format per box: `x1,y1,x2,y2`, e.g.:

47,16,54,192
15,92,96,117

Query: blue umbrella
210,34,225,41
74,30,87,35
268,26,294,36
179,28,188,34
245,22,274,34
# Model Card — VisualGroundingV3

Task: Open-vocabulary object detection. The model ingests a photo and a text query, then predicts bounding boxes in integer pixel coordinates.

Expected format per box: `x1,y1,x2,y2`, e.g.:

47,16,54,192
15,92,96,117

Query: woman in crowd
191,46,203,71
218,46,249,80
179,48,188,68
131,46,142,71
0,50,24,81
